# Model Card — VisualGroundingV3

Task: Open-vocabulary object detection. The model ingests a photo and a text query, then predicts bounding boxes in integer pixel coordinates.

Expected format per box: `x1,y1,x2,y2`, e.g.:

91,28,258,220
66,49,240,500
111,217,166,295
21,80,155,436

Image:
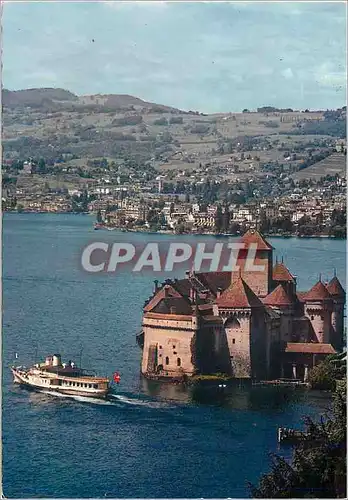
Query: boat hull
11,368,110,400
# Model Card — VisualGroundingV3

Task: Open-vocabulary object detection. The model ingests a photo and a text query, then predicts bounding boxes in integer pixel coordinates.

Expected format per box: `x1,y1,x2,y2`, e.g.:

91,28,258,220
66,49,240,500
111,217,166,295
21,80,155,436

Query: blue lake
2,213,346,498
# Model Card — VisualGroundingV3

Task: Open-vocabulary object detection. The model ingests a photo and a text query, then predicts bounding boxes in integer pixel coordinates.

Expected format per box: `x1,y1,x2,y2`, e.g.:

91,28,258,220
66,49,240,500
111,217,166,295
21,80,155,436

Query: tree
308,359,337,390
80,189,89,212
100,157,108,169
153,117,168,126
96,209,103,223
222,206,231,233
158,212,166,227
214,205,223,233
169,116,183,125
259,210,270,233
229,222,241,235
37,158,46,174
250,378,347,498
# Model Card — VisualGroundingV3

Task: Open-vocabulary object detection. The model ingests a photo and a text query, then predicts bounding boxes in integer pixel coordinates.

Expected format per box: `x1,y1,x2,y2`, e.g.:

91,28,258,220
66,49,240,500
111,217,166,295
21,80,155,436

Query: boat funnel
52,354,62,366
45,356,53,366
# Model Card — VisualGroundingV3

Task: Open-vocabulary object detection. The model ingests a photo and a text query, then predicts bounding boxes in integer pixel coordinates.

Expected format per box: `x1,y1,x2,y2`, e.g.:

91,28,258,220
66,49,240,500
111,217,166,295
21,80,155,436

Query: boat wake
108,393,174,409
31,388,174,409
37,389,115,405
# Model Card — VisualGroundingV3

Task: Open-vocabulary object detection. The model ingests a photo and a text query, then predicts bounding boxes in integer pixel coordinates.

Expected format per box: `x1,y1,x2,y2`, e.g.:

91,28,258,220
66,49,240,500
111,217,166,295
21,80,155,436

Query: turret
231,230,273,297
216,274,266,378
272,260,297,298
326,275,345,351
263,284,294,342
304,280,332,343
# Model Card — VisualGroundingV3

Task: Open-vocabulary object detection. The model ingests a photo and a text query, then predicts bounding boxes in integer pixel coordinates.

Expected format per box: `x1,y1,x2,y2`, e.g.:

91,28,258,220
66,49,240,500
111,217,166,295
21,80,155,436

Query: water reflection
139,377,331,412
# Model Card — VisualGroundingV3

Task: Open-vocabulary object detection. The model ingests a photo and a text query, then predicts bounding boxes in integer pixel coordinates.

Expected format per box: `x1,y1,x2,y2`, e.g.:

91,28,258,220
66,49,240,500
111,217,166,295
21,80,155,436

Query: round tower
216,274,265,379
304,280,332,344
263,284,294,342
326,276,345,351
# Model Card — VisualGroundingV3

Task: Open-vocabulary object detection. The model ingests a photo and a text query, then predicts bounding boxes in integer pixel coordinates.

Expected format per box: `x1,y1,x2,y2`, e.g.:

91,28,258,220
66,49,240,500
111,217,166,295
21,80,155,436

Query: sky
2,1,347,113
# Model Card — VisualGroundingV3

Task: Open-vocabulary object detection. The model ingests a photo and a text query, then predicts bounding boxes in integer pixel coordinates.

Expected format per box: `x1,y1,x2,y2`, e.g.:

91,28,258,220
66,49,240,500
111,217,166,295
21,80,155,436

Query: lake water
2,214,346,498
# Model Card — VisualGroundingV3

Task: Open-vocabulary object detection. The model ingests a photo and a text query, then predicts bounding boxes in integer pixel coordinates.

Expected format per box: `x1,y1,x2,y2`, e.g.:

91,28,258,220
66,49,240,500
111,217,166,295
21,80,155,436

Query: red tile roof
263,284,293,307
216,275,263,309
196,272,231,294
201,315,223,324
305,281,332,301
144,285,182,312
326,276,345,298
151,297,193,315
144,311,191,321
285,342,336,355
273,262,295,282
296,291,307,302
239,229,273,250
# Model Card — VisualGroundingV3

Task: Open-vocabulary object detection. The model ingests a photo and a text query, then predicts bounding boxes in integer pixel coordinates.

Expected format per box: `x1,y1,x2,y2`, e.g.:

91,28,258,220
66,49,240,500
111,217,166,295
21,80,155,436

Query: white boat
11,354,112,399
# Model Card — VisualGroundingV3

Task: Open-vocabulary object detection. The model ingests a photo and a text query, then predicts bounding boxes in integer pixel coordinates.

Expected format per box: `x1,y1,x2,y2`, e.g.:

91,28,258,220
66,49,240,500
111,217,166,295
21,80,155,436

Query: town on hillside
2,89,346,238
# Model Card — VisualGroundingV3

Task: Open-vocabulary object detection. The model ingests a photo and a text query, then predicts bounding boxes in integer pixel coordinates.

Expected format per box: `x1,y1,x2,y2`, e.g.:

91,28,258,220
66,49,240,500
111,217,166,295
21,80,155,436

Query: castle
138,230,345,382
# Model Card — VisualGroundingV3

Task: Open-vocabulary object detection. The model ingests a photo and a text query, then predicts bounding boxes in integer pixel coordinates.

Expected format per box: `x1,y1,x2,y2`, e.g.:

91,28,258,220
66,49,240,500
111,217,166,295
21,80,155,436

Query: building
23,161,33,174
138,230,345,381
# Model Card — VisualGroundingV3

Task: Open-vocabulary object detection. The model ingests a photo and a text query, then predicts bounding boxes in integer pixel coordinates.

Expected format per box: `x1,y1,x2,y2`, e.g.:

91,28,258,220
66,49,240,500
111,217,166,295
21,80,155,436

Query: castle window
177,358,181,367
173,351,177,355
311,316,314,321
165,356,169,365
159,345,162,349
173,345,176,349
159,354,162,357
226,317,241,329
232,339,236,344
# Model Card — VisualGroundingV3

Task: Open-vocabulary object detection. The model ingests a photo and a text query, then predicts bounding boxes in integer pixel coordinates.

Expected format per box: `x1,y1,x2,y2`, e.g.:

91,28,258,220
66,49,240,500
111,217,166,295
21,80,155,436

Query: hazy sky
2,1,347,112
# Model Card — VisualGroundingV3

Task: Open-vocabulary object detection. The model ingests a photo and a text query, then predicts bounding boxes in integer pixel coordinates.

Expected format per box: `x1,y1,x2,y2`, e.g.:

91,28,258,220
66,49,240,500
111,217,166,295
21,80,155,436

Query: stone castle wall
304,304,331,343
223,313,252,378
231,250,272,297
141,315,197,376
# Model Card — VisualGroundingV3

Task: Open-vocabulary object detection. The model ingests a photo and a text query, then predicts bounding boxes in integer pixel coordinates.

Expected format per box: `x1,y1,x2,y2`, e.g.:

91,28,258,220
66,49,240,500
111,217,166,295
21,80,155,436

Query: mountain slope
2,88,181,112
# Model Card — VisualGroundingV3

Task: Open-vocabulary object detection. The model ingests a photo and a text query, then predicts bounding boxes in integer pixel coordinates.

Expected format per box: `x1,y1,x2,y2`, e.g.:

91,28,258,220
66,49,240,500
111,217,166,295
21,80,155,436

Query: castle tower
304,280,333,344
215,274,266,379
231,230,273,298
141,284,199,377
263,284,294,343
272,261,297,298
326,275,345,351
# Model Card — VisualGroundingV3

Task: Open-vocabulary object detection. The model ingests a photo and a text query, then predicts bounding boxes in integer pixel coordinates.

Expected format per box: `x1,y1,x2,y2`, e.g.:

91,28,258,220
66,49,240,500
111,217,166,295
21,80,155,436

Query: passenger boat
11,354,113,399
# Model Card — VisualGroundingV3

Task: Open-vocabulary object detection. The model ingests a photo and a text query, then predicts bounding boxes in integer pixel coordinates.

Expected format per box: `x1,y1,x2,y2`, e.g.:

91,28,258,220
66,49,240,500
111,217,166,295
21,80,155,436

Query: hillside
292,152,347,181
2,88,78,108
2,88,346,182
2,88,180,112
